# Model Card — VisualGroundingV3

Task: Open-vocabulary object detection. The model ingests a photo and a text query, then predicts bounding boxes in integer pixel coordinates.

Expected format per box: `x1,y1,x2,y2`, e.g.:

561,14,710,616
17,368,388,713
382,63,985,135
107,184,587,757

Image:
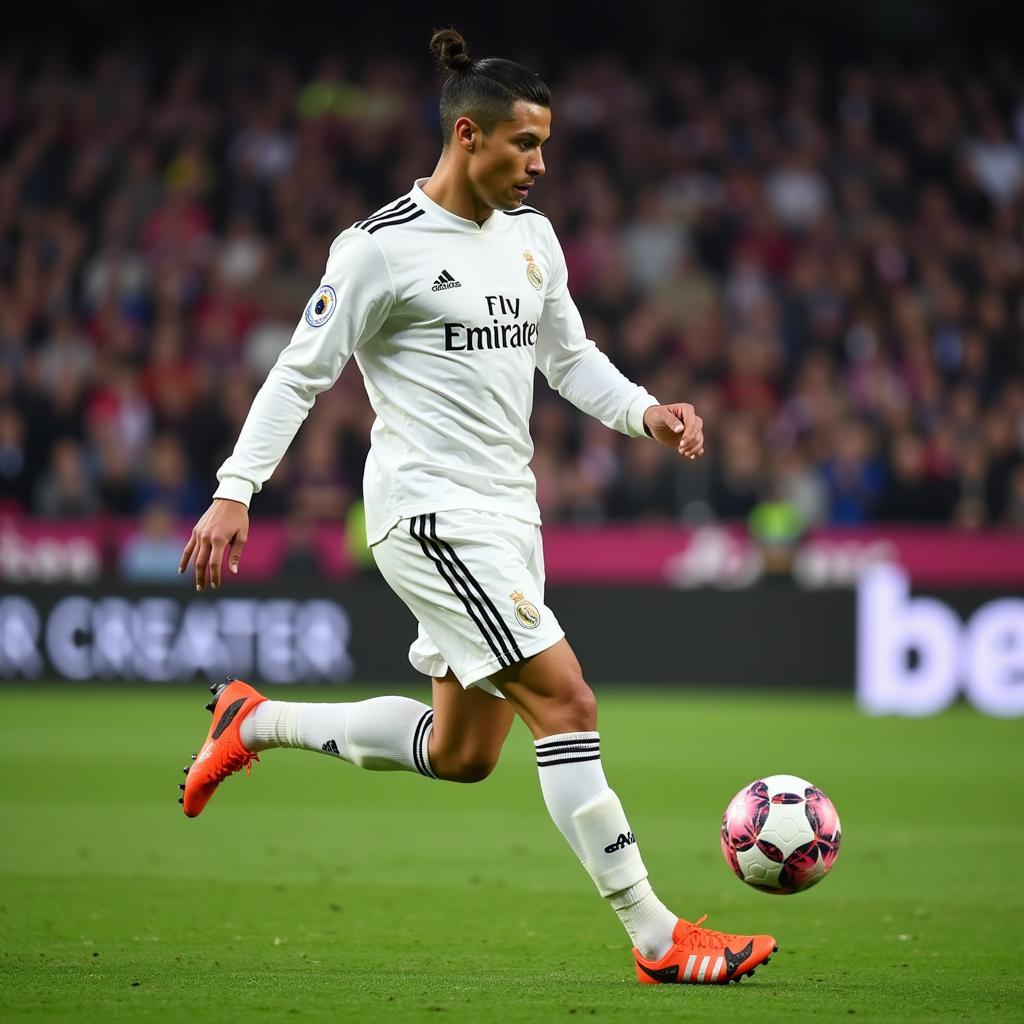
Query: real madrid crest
304,285,338,328
511,590,541,629
523,251,543,291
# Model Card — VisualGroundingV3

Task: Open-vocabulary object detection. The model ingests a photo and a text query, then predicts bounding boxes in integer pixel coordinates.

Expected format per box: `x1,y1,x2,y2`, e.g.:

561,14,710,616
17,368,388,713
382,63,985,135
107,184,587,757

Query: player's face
470,101,550,211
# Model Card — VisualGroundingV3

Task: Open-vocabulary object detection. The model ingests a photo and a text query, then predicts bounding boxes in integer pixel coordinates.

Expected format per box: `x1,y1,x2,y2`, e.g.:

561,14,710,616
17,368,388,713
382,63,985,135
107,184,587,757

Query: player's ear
453,116,478,153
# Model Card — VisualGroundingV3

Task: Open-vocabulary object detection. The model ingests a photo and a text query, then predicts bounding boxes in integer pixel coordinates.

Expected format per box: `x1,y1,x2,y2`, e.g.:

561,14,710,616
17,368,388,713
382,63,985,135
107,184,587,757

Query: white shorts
371,510,565,698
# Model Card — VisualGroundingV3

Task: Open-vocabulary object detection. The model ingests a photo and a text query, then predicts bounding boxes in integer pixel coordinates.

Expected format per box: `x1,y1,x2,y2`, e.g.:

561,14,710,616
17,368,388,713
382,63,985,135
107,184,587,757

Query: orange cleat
633,915,777,985
179,679,267,819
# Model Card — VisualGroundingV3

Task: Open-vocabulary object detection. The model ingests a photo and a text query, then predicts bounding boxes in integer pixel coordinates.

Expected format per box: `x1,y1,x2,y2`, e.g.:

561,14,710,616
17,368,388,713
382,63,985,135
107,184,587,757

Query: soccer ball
721,774,841,894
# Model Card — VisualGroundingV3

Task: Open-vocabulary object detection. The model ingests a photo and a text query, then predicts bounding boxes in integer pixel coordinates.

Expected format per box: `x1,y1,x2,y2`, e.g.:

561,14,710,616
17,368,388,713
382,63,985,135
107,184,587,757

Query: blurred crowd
1,43,1023,536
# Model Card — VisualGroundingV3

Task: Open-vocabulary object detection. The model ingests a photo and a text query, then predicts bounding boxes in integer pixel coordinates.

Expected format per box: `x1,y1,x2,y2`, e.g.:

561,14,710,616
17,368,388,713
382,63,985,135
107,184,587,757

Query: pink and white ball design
721,774,841,894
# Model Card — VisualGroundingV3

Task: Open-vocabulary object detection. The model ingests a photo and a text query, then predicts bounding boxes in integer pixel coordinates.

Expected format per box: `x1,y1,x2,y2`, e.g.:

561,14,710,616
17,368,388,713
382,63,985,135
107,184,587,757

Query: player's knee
447,758,496,784
432,749,498,784
546,677,597,733
562,686,597,732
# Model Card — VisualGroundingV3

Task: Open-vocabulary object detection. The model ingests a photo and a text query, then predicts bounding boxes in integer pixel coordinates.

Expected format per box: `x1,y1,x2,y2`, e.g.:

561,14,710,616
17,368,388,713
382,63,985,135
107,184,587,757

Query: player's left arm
535,231,704,460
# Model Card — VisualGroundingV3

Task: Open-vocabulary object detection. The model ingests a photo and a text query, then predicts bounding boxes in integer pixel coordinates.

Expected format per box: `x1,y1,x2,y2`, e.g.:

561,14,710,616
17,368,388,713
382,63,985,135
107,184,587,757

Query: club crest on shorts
304,285,337,327
523,251,543,290
511,590,541,629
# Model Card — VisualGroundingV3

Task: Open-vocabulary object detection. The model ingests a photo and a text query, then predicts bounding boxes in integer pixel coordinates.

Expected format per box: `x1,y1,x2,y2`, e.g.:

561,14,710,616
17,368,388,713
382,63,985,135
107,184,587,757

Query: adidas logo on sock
604,831,636,853
431,269,461,291
321,739,340,755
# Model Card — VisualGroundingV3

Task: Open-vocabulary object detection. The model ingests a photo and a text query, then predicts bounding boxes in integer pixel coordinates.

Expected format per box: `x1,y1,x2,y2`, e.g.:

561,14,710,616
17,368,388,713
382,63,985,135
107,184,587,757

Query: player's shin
535,732,676,960
240,695,437,778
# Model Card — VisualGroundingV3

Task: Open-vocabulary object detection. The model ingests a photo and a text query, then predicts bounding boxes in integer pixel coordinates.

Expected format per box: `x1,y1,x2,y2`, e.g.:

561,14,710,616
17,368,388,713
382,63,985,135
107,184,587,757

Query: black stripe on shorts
427,513,524,663
410,515,512,669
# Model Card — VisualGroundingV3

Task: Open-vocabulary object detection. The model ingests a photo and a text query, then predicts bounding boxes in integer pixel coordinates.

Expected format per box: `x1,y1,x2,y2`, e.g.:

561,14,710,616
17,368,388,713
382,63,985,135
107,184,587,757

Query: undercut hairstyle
430,28,550,146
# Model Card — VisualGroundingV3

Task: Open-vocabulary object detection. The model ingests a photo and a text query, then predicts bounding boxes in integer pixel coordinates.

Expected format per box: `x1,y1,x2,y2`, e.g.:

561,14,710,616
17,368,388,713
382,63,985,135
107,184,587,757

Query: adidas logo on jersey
432,269,462,291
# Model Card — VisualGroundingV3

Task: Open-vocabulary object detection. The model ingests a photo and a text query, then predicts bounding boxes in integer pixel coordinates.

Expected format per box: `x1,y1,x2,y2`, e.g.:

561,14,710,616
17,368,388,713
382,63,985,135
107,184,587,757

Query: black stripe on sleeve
355,197,413,230
410,516,511,669
366,208,425,234
428,514,525,663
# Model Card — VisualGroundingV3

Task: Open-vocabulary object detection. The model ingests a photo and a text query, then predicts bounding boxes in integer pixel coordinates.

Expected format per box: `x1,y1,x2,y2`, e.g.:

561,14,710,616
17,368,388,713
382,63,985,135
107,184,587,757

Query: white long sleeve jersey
215,179,659,544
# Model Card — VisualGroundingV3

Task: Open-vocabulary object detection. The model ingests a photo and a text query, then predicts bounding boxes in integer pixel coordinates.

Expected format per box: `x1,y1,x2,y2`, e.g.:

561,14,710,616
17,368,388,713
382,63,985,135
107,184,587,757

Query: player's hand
179,499,250,591
643,403,705,460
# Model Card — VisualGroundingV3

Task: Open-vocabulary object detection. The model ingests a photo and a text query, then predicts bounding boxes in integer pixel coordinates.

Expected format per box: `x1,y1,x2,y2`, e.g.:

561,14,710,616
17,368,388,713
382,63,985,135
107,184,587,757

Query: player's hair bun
430,28,472,73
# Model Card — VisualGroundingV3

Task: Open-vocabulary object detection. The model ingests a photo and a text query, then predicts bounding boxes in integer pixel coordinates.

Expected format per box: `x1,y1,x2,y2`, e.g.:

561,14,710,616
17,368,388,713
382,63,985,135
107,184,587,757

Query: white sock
534,732,676,960
607,879,677,961
240,696,436,778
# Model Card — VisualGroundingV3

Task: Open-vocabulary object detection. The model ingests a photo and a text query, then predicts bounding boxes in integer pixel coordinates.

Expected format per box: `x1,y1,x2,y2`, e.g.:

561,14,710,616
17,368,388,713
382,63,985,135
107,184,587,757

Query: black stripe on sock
419,711,435,779
535,747,600,760
536,750,599,763
355,197,412,229
429,514,524,662
412,709,434,778
412,710,425,776
411,516,510,669
536,754,603,767
367,208,425,234
534,737,599,751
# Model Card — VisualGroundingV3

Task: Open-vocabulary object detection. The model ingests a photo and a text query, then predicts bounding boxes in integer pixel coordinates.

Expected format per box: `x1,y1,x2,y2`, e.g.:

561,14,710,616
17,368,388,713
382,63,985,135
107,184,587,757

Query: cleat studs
191,753,197,760
763,957,770,964
204,700,217,712
177,797,183,804
772,944,778,952
209,682,220,694
178,783,186,791
182,766,189,775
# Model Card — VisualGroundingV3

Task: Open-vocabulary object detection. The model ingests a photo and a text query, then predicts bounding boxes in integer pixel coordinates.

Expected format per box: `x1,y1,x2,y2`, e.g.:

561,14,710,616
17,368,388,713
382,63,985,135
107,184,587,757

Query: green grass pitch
1,685,1021,1023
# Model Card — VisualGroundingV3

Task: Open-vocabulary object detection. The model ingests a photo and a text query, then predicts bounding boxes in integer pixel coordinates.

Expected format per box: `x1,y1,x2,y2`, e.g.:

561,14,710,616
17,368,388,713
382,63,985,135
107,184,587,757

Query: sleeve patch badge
304,285,338,327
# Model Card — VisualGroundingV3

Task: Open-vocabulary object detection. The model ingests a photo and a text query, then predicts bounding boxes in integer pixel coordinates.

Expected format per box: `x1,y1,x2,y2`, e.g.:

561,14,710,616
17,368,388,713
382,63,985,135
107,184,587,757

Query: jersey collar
411,178,505,234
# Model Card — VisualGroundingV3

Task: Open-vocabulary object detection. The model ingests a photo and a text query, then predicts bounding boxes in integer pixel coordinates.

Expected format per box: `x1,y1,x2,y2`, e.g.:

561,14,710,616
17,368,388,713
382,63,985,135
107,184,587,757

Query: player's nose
527,152,545,177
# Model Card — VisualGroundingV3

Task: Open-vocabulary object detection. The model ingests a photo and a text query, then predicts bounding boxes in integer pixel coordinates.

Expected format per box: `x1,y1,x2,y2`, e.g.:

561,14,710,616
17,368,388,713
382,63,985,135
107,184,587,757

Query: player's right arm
180,230,394,591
